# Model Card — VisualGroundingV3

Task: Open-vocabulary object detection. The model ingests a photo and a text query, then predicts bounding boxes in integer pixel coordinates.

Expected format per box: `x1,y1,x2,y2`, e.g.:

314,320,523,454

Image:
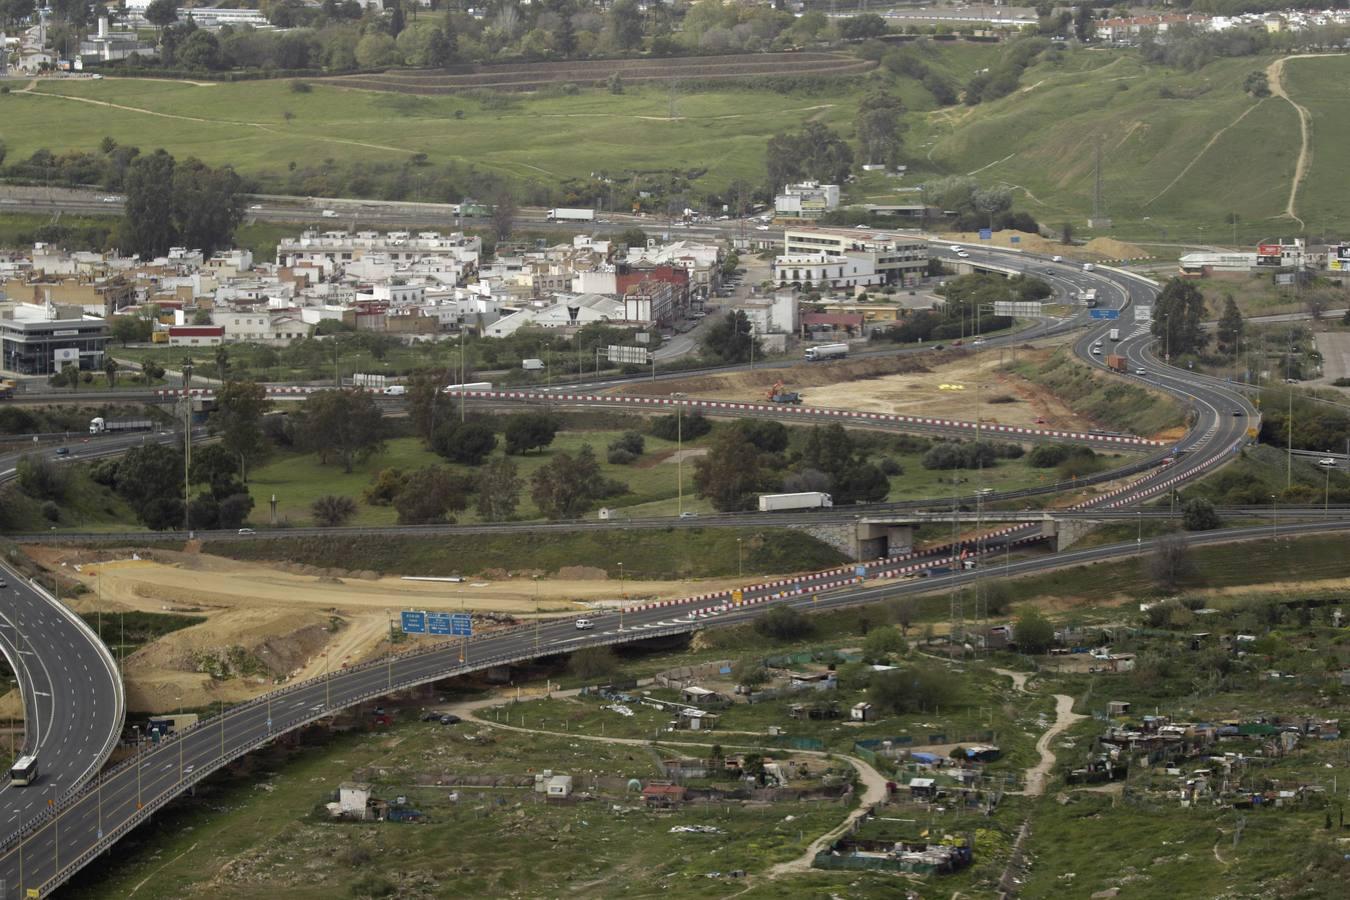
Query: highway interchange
1,237,1349,896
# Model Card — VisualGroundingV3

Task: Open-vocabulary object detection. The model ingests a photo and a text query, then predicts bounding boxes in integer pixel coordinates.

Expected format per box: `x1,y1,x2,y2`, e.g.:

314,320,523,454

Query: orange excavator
765,379,801,404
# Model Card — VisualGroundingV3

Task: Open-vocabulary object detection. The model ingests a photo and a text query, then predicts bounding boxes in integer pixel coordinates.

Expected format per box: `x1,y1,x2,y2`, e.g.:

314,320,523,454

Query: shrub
606,448,636,465
753,605,812,642
311,495,358,527
289,80,312,93
877,457,902,476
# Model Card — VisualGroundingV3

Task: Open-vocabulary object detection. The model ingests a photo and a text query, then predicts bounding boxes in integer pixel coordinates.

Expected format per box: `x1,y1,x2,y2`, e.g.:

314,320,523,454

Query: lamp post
133,725,142,809
617,562,626,631
1271,493,1278,540
1136,510,1142,555
737,538,744,579
533,575,540,614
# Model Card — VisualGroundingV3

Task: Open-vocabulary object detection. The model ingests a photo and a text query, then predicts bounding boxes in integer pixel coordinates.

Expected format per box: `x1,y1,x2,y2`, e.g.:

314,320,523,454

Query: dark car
440,714,461,725
1232,409,1243,417
55,447,70,457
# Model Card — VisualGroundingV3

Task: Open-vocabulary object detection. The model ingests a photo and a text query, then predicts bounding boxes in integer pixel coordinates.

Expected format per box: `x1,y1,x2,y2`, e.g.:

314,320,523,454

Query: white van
1082,262,1096,272
383,385,406,396
574,619,594,631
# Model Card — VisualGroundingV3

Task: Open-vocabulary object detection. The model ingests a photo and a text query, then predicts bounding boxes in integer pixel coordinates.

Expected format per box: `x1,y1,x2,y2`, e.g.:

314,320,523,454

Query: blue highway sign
427,612,452,635
1089,309,1120,320
450,613,473,636
400,610,427,634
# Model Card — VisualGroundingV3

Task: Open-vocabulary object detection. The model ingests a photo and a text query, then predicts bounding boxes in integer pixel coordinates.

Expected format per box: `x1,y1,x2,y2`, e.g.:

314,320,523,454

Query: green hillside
0,46,1346,237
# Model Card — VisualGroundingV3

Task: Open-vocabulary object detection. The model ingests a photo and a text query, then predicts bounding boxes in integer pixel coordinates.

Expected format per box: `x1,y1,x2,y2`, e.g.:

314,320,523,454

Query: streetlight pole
676,405,683,517
1271,494,1278,540
1136,510,1142,555
133,725,142,809
737,538,743,579
617,562,625,631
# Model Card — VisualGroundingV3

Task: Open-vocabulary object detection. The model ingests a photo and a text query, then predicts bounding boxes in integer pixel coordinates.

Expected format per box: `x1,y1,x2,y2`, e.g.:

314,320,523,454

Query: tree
855,91,905,167
1061,221,1074,244
393,466,470,524
214,379,271,481
504,413,558,455
891,597,916,635
1243,70,1270,97
120,150,177,259
298,389,385,473
607,72,624,94
426,25,455,67
491,188,517,242
1215,294,1244,357
363,468,408,506
862,625,906,662
700,310,760,364
61,362,80,393
144,0,176,30
16,455,68,502
693,429,765,511
312,494,357,527
178,29,222,70
531,445,604,518
650,410,710,441
216,492,254,530
867,666,953,714
839,13,888,41
1014,608,1054,654
1182,497,1221,531
765,122,854,191
753,605,812,642
388,1,405,36
1073,5,1094,42
171,157,246,258
1151,278,1207,357
732,656,770,689
111,315,149,347
431,420,497,465
407,372,450,446
0,0,35,30
103,357,119,388
1148,532,1196,590
115,443,185,528
608,0,643,50
189,443,237,492
475,457,522,521
356,32,399,67
569,645,618,680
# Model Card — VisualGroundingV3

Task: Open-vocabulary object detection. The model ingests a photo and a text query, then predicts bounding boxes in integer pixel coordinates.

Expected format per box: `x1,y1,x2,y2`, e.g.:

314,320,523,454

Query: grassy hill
2,46,1347,236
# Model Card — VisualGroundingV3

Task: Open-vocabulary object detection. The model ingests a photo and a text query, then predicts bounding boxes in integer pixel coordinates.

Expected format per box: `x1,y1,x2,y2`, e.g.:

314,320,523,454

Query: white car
755,225,769,231
956,250,970,258
1317,458,1338,467
973,338,985,346
321,209,338,218
854,224,869,229
574,618,594,630
237,527,256,535
1052,255,1063,262
1135,368,1147,376
249,204,263,210
101,196,122,203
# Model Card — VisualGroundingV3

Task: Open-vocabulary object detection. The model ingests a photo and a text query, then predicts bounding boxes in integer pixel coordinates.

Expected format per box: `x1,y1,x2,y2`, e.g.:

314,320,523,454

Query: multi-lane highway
0,241,1327,897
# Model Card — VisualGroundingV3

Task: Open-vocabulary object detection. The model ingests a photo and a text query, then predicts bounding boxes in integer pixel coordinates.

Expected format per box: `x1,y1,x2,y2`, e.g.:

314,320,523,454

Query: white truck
803,342,848,362
441,382,494,394
1108,328,1120,341
89,417,153,435
757,492,833,512
1079,289,1098,307
522,358,545,371
546,208,595,222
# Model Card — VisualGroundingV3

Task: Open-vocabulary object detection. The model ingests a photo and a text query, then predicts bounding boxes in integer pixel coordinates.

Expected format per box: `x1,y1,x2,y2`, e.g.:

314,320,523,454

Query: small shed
676,708,719,731
908,777,937,799
339,782,372,819
851,702,877,722
1107,700,1132,718
546,774,573,798
680,686,730,707
642,783,687,808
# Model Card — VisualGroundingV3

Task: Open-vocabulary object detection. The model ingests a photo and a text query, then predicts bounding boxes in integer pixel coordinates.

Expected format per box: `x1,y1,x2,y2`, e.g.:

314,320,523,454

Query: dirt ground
20,547,747,713
940,231,1148,261
615,347,1099,432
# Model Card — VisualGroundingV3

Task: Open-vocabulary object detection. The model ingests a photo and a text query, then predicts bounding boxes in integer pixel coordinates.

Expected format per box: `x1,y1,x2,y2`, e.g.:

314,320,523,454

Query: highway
0,240,1311,897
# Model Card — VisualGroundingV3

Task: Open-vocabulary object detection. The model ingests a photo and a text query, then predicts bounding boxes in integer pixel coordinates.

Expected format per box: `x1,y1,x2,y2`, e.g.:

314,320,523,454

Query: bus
10,755,37,786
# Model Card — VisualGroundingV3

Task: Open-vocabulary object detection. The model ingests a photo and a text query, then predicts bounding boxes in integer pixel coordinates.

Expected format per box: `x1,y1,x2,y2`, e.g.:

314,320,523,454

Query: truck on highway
89,417,153,434
1106,354,1129,373
1108,328,1120,341
148,713,200,739
1079,289,1098,307
757,491,833,512
441,382,494,394
803,342,848,362
522,358,545,371
546,208,595,222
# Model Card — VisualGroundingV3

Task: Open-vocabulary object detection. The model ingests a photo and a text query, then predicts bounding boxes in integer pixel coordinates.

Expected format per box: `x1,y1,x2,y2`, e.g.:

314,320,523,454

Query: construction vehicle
765,380,801,404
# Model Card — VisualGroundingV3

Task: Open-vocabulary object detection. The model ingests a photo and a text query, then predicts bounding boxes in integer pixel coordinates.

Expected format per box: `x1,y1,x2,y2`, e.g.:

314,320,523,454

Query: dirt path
992,667,1084,797
436,688,890,880
1266,53,1345,226
1145,100,1264,207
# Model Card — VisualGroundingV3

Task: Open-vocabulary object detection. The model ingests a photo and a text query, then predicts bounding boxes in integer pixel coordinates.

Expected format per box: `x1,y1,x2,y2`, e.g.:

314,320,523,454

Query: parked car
439,714,461,725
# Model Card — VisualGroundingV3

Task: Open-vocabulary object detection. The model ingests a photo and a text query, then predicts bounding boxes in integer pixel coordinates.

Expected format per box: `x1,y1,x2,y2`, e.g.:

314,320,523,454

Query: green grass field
6,46,1345,236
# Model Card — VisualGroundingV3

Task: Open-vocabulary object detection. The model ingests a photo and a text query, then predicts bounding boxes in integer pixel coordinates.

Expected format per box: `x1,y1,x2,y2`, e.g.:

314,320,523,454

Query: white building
737,290,799,336
772,252,884,290
774,182,841,220
485,293,625,338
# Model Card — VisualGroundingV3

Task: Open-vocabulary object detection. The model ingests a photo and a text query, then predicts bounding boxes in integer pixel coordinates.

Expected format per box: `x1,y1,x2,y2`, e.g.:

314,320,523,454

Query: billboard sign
427,612,452,635
1257,243,1282,257
992,301,1043,317
607,345,651,365
400,610,426,634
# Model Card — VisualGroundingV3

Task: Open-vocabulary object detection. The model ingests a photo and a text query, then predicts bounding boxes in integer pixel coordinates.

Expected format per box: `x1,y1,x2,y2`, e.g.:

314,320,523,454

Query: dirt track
321,51,874,94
